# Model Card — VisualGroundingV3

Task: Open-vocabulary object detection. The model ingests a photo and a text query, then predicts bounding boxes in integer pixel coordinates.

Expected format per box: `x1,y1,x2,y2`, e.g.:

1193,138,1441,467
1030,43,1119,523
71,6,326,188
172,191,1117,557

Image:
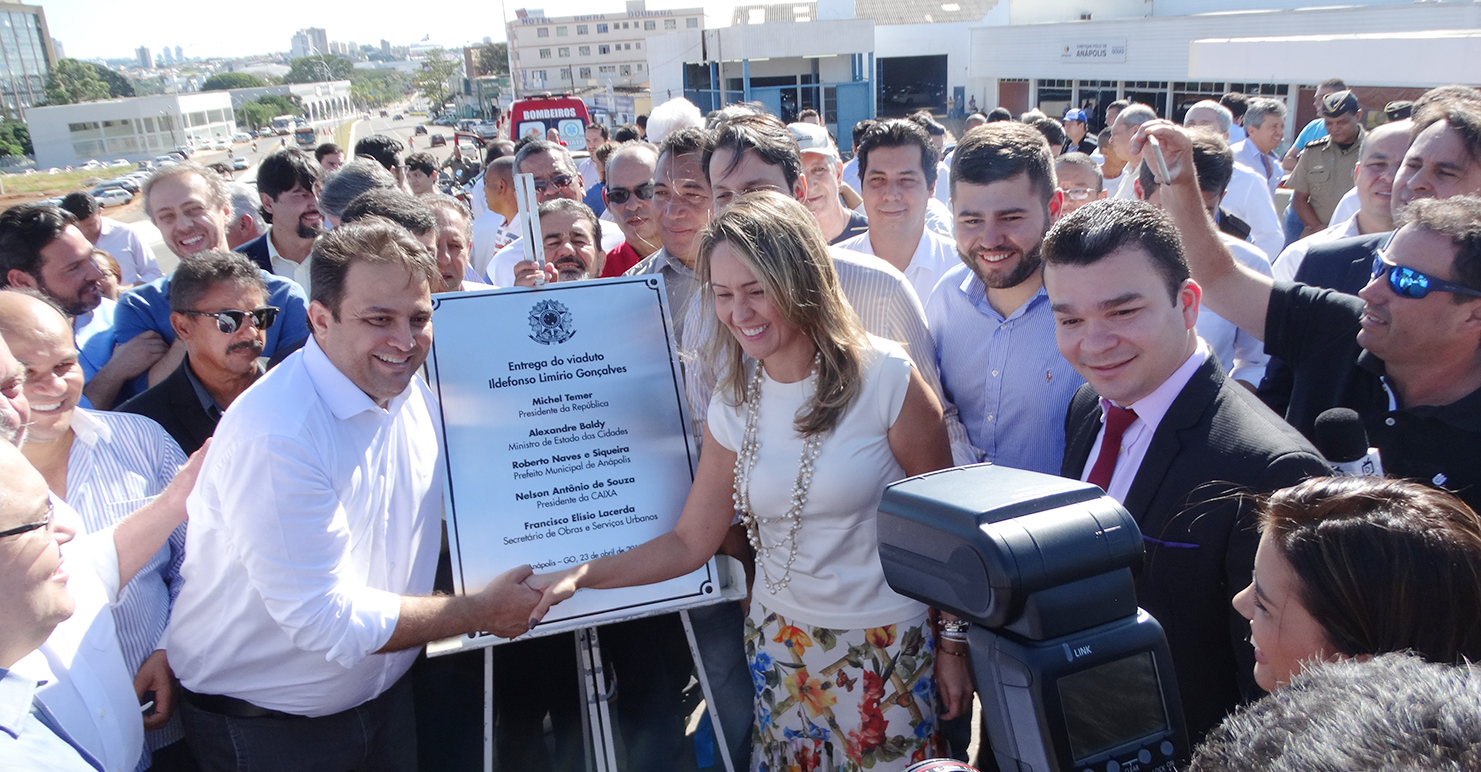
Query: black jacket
1062,356,1328,741
116,357,220,454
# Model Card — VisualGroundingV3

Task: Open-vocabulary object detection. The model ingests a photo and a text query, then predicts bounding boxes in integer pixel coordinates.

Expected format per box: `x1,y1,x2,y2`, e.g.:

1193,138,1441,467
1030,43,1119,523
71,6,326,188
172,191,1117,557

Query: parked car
95,188,133,206
109,159,131,167
429,134,447,147
92,180,138,196
232,132,252,143
232,157,249,171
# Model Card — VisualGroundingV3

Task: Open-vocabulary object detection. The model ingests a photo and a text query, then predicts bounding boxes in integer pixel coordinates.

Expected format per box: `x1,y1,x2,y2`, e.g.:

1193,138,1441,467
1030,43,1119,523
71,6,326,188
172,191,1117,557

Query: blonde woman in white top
529,191,972,770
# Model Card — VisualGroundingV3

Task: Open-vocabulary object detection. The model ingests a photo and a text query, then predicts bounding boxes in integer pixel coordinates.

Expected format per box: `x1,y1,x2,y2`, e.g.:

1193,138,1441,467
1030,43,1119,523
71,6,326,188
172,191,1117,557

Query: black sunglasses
182,306,280,334
1371,256,1481,300
533,174,576,193
607,182,655,205
0,498,53,539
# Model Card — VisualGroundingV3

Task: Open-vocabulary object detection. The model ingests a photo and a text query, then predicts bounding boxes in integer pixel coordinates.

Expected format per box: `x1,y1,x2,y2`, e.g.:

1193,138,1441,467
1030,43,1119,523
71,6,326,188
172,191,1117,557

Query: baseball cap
1319,90,1361,118
1062,108,1089,123
787,122,840,162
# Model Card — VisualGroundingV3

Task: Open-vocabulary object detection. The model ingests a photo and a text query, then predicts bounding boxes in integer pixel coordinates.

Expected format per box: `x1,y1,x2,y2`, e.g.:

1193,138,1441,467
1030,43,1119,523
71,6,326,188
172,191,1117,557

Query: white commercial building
27,92,236,169
507,0,705,97
967,0,1481,137
644,0,1476,149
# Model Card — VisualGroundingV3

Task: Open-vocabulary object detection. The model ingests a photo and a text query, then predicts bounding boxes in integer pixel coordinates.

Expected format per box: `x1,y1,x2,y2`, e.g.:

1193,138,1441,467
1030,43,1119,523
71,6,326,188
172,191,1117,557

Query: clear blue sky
46,0,730,62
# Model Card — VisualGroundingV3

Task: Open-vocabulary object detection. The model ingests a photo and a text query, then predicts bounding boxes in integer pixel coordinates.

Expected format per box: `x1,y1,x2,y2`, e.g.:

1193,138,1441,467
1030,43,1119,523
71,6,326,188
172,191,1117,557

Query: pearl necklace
733,356,824,595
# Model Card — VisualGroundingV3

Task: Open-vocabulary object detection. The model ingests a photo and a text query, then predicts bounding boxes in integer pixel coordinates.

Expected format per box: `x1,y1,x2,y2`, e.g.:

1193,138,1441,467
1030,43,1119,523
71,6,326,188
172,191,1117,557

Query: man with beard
95,163,309,411
0,203,165,412
238,149,325,294
118,251,272,454
926,121,1085,475
599,142,662,276
511,199,606,285
0,289,194,770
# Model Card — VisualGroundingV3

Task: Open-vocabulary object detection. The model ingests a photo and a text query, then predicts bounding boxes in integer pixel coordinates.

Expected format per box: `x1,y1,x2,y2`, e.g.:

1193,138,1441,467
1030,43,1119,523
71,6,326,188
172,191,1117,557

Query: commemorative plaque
424,276,738,650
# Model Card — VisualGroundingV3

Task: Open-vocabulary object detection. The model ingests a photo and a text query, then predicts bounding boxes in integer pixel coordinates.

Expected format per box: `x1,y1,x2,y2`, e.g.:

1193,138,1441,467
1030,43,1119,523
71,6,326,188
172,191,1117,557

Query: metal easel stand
576,612,741,772
480,609,740,772
578,627,620,772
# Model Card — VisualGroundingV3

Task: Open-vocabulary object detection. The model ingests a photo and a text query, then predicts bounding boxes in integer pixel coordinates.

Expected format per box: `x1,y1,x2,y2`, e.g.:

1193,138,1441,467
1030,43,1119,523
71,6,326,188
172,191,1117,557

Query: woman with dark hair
529,191,971,769
1232,476,1481,692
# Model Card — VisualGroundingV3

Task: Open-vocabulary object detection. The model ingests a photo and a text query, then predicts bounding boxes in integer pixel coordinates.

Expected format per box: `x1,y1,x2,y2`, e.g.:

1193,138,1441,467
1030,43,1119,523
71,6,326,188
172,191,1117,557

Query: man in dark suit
1043,198,1327,741
118,250,270,453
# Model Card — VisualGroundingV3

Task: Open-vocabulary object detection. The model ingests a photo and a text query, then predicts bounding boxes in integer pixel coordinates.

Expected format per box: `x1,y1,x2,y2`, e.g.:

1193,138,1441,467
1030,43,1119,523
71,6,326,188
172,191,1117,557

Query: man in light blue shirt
928,121,1085,475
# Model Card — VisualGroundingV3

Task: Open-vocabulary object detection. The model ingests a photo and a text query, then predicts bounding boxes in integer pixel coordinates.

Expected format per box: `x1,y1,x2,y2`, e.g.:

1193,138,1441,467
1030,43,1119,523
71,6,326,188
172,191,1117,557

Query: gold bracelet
939,646,969,658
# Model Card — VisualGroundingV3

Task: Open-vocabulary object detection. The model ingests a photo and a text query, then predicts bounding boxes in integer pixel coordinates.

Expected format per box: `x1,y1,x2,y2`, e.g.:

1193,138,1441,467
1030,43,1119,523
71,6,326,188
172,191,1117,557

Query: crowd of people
3,77,1481,772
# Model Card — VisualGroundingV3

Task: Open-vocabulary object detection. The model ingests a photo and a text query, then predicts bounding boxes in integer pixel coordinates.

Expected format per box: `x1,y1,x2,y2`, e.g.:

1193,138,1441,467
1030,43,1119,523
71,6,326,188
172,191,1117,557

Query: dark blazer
115,357,219,454
1062,356,1328,741
1257,231,1390,414
235,231,272,274
1293,231,1390,295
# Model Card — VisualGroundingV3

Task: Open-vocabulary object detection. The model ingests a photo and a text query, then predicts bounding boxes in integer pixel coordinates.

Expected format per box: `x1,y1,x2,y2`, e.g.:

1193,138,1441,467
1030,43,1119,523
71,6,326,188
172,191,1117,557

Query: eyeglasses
1371,256,1481,300
606,182,655,205
181,306,280,334
1059,187,1096,201
0,498,53,539
532,174,576,193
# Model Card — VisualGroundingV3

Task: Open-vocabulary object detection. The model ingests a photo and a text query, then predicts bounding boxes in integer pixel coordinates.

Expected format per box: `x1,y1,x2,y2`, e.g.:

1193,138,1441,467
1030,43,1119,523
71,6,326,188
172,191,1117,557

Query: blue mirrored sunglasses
1372,255,1481,300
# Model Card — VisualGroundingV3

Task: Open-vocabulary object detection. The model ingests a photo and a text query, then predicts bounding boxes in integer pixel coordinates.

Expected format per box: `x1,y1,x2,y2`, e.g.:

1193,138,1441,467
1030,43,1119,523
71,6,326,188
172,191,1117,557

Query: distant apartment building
506,0,704,97
305,28,329,57
0,3,56,121
136,45,152,69
290,31,309,59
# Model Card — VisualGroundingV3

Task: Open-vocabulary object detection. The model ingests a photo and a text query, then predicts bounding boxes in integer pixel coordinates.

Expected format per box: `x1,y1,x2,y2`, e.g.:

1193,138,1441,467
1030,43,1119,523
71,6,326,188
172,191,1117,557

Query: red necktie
1087,405,1138,491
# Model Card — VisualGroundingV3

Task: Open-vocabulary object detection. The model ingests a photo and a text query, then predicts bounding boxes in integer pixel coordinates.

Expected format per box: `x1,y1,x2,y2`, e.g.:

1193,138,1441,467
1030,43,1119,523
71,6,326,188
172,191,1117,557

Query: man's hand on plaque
475,564,543,638
512,259,559,287
524,567,585,626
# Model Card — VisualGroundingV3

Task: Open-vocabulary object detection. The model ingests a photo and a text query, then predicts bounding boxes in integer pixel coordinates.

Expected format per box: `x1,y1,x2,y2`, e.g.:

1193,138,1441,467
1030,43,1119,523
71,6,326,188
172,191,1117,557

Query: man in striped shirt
0,289,191,771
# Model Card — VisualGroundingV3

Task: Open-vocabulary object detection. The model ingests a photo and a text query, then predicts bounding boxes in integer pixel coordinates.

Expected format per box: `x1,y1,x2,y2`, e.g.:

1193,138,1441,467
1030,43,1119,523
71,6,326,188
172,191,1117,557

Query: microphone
1313,408,1384,477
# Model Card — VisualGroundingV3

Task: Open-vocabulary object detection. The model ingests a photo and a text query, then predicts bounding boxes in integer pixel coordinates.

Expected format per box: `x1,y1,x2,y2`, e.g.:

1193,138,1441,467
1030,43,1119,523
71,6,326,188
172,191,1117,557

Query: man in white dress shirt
166,219,542,770
836,118,957,303
1183,100,1284,261
1135,130,1272,388
60,193,163,286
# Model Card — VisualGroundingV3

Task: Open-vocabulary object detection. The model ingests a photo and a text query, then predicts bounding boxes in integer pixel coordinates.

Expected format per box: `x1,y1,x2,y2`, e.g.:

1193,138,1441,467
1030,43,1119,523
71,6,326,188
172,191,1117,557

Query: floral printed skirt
745,603,942,772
